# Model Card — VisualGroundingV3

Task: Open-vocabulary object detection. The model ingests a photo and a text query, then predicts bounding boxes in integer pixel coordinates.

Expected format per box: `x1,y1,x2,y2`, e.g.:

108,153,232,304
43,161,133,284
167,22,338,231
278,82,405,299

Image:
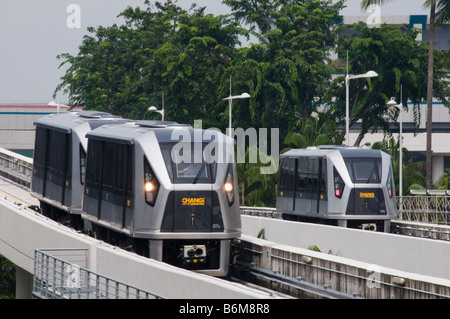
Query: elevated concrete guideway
0,192,279,299
0,147,281,299
241,215,450,282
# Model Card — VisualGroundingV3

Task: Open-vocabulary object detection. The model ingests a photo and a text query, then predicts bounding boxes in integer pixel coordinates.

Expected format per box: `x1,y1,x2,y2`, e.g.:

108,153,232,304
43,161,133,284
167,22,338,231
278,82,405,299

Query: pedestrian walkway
0,177,38,207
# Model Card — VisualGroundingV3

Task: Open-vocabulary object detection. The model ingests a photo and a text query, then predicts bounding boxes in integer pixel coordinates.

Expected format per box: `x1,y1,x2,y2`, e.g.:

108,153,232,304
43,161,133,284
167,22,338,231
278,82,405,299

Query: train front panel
326,149,396,231
277,146,396,232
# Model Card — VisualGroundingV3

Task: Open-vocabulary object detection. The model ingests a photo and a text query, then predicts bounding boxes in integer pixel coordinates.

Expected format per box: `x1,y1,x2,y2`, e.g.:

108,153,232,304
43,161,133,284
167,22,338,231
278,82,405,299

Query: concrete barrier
0,147,33,188
240,234,450,298
0,196,277,299
241,215,450,281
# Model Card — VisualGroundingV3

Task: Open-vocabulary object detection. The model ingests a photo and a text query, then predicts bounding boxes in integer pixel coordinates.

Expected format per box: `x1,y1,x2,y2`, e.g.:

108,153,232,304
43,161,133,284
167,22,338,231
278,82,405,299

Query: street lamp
387,87,403,200
148,92,165,121
223,92,250,137
148,106,164,121
345,70,378,145
48,101,67,113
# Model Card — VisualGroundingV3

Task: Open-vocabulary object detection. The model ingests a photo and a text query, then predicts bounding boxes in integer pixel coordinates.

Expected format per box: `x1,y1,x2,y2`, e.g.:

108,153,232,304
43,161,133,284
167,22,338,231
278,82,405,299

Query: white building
0,105,82,156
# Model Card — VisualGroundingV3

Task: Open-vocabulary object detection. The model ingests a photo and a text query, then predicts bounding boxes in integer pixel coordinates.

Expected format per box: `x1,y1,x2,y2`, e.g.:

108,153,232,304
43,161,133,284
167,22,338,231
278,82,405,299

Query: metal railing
240,206,281,218
33,248,165,299
241,195,450,226
0,147,33,188
398,195,450,225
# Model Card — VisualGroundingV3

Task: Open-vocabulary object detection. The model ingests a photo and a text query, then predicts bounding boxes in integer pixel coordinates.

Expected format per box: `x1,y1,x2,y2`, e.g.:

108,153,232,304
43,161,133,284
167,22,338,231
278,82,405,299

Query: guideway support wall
240,215,450,298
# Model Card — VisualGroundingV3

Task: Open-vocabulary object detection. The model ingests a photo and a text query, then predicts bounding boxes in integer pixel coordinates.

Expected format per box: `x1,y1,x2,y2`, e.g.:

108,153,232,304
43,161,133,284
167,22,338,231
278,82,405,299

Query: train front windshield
160,143,218,184
344,158,381,184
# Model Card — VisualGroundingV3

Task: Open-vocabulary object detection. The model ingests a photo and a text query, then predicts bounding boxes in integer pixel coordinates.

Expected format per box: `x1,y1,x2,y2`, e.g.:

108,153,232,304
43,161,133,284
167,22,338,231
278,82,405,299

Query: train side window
85,140,102,188
320,159,327,193
278,158,294,191
79,144,86,185
47,130,67,177
296,158,306,191
102,142,131,193
33,127,47,169
160,145,174,181
278,160,286,191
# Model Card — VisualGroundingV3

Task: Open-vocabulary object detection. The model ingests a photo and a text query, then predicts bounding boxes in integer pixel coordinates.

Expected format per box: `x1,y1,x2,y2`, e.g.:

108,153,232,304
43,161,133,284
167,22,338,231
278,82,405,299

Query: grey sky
0,0,429,104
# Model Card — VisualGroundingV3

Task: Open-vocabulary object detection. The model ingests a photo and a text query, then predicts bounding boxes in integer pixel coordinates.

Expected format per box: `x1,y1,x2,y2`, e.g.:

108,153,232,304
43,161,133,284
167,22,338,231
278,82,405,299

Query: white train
31,111,241,276
31,111,128,229
276,145,397,232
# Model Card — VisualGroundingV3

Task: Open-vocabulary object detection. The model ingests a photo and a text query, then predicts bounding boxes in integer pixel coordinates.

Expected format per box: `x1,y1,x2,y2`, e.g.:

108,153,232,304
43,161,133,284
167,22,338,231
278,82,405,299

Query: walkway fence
398,191,450,225
32,248,165,299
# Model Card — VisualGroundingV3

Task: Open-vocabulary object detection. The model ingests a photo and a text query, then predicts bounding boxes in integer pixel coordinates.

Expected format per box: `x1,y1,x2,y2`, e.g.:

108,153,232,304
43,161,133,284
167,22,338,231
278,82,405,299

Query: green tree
372,137,426,195
222,0,345,139
0,255,15,299
237,146,278,206
361,0,450,189
283,116,338,151
327,22,450,145
55,0,243,126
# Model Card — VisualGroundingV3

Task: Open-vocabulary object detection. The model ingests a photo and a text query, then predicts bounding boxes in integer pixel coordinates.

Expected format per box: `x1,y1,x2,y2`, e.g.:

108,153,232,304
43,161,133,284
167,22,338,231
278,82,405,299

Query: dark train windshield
344,158,381,184
160,143,217,184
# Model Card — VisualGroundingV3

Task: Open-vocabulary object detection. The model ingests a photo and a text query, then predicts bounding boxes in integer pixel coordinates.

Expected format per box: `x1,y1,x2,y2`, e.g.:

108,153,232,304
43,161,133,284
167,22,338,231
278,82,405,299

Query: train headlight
145,181,154,192
224,164,235,206
333,167,345,198
387,168,394,198
224,182,233,193
144,156,160,206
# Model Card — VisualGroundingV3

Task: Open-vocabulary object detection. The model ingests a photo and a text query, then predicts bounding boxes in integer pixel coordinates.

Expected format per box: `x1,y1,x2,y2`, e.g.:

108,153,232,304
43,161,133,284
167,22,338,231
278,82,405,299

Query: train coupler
182,245,207,265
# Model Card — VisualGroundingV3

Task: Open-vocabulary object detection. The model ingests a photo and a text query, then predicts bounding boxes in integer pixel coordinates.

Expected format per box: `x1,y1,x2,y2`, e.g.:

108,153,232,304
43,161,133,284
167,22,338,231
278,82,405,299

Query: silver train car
31,111,128,229
276,145,397,232
82,121,241,276
81,120,241,276
31,113,241,276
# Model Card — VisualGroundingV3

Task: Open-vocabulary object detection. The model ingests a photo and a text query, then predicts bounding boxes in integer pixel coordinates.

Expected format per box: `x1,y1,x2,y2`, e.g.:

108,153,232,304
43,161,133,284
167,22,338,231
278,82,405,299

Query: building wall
0,105,80,152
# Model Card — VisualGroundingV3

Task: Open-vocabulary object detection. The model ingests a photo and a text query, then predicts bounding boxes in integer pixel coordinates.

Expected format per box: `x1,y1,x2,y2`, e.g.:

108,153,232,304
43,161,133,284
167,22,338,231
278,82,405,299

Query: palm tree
283,116,338,151
372,137,426,195
361,0,450,189
236,146,278,207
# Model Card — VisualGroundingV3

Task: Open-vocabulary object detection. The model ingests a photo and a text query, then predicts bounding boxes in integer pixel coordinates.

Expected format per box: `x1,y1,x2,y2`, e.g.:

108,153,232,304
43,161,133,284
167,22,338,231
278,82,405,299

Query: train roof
34,110,127,133
281,145,384,159
86,120,232,145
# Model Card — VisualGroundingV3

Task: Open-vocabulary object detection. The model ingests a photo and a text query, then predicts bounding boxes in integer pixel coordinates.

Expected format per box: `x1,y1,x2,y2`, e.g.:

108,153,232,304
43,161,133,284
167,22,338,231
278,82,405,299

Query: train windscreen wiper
193,162,206,184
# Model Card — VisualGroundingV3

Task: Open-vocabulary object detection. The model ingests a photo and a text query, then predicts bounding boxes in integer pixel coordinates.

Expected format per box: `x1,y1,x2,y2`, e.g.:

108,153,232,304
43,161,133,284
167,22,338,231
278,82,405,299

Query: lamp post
48,101,67,113
345,70,378,145
148,106,164,121
387,86,403,200
148,92,165,120
223,92,250,137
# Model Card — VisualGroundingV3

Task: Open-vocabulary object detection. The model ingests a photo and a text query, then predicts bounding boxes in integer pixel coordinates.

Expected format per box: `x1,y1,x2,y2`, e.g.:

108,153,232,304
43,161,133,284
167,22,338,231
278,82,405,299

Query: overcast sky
0,0,429,104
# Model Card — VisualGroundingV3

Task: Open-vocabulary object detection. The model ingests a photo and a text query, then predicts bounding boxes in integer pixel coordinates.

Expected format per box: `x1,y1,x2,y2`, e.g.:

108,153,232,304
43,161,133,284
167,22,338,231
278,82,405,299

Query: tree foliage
56,0,243,127
372,138,426,195
224,0,345,138
0,255,15,299
361,0,450,189
326,22,450,145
